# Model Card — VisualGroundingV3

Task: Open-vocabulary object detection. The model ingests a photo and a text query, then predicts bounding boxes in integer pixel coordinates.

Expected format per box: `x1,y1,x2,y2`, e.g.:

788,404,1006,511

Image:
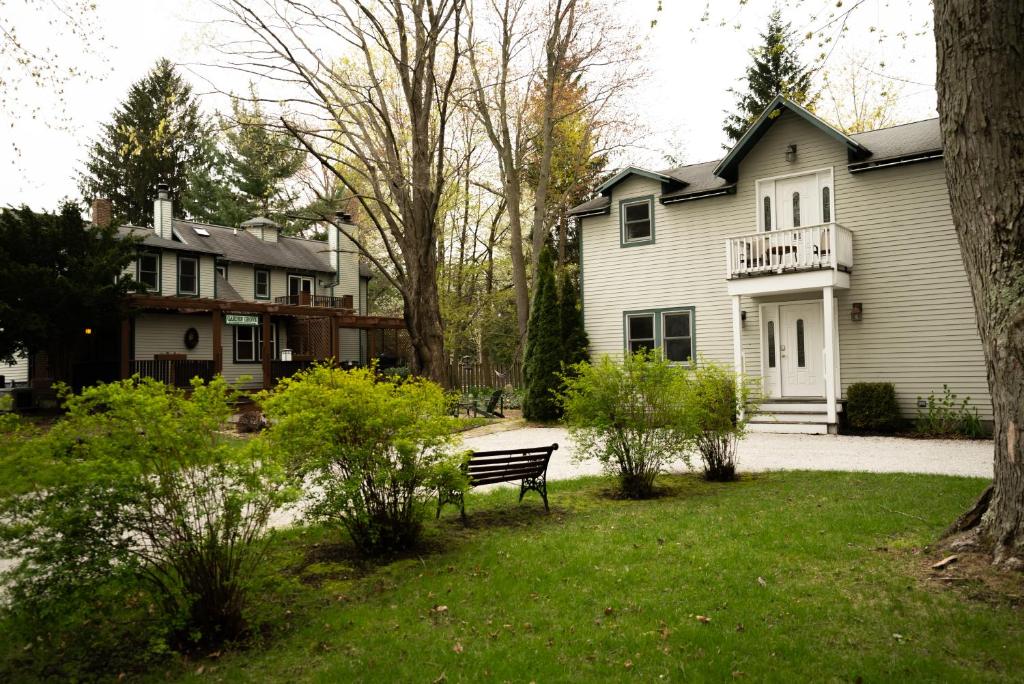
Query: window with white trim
626,314,655,354
621,198,653,244
255,269,270,299
235,323,277,363
216,262,227,279
178,256,198,295
137,252,159,291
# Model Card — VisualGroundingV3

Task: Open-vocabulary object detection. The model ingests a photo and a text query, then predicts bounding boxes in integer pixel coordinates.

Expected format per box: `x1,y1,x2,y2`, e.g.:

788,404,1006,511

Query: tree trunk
934,0,1024,565
402,256,447,386
506,183,531,342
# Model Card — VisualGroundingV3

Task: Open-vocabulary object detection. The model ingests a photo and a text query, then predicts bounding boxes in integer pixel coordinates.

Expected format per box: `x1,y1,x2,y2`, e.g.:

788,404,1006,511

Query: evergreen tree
723,8,816,144
558,266,589,368
217,90,307,230
522,247,562,421
79,58,221,226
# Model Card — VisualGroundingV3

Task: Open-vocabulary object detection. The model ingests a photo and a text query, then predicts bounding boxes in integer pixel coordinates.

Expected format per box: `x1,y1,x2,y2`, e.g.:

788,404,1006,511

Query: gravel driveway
462,424,994,480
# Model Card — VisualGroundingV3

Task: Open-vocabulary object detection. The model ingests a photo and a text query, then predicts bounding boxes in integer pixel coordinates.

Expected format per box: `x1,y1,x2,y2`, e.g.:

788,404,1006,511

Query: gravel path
462,424,994,481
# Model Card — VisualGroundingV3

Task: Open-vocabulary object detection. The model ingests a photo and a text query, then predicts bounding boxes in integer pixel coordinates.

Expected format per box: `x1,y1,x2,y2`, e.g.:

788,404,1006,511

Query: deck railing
273,293,354,310
133,359,216,388
725,223,853,279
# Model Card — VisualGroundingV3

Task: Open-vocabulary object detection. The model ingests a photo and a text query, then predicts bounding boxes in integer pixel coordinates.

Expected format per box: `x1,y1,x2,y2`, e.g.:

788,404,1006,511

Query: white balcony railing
725,223,853,279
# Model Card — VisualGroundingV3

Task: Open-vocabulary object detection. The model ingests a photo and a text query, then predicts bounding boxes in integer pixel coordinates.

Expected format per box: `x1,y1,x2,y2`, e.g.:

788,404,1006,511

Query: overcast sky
0,0,938,211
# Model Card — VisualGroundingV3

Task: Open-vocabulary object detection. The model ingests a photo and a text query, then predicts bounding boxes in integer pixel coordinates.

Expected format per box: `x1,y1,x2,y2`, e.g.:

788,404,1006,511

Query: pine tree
722,9,816,144
218,90,306,230
558,266,589,369
522,247,563,421
79,59,221,226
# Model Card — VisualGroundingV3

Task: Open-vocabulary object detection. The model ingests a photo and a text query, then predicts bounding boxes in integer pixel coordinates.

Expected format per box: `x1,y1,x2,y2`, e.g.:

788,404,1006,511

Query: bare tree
820,51,907,134
934,0,1024,567
216,0,464,383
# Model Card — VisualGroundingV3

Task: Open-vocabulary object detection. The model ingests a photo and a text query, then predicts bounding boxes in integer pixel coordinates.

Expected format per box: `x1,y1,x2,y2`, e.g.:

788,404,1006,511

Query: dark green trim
136,250,161,294
714,95,870,181
254,267,271,300
622,306,697,364
176,254,199,297
619,195,655,247
596,166,674,194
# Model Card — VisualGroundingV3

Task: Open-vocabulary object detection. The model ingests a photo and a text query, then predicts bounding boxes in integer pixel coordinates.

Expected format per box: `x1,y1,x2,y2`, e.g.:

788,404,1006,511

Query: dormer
241,216,280,243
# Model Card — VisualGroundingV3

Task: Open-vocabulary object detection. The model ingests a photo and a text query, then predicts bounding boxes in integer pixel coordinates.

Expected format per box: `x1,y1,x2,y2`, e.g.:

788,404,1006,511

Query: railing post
725,240,733,279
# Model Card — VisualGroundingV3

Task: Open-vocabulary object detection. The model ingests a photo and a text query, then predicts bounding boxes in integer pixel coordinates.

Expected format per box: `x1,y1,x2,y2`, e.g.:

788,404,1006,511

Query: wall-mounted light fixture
84,327,93,336
741,310,747,324
785,144,798,163
851,302,863,321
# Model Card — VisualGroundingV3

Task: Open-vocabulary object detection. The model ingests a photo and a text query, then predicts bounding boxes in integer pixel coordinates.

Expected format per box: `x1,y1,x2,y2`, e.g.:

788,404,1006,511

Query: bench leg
519,474,549,513
437,489,467,523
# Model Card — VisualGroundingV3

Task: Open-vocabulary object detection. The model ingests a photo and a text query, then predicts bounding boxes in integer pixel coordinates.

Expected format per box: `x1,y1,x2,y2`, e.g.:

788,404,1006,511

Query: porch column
822,286,838,425
730,295,743,373
120,317,132,379
211,309,223,377
262,312,272,390
328,316,338,363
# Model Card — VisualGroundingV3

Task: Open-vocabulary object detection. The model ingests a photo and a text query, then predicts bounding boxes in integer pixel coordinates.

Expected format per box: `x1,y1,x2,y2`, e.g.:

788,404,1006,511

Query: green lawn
157,471,1020,683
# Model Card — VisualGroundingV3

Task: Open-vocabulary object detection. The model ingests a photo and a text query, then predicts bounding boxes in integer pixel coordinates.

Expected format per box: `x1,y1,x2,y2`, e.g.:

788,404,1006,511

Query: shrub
259,365,468,554
845,382,901,433
559,351,692,498
915,384,985,438
0,378,294,671
685,360,753,481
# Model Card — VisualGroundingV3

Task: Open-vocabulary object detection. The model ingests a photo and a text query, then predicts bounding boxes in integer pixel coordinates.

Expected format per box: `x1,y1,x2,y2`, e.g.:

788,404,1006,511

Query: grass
146,471,1024,683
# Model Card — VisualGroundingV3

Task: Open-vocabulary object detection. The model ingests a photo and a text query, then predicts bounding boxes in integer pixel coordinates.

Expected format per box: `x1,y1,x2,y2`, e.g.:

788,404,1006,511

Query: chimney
154,183,173,240
91,198,112,228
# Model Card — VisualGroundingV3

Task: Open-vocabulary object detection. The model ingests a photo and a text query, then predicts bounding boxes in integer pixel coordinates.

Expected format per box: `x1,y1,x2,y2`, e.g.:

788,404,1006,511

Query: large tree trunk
934,0,1024,566
402,262,447,385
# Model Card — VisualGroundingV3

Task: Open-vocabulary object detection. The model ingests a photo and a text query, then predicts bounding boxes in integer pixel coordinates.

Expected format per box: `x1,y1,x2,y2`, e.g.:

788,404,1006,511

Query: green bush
260,365,468,554
559,351,693,498
523,247,563,421
685,360,754,481
0,378,294,676
845,382,901,433
915,384,985,438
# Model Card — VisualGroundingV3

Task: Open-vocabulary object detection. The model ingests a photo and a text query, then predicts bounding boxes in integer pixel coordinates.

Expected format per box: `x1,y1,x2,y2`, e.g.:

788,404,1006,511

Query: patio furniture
472,389,505,418
436,443,559,522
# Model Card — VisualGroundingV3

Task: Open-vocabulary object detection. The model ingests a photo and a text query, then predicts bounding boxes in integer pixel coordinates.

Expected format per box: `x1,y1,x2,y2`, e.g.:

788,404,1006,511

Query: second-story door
775,174,820,231
288,275,314,304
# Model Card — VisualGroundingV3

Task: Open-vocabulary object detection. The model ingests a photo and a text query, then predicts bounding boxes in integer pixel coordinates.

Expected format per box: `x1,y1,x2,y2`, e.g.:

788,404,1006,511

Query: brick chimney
90,198,112,228
154,183,173,239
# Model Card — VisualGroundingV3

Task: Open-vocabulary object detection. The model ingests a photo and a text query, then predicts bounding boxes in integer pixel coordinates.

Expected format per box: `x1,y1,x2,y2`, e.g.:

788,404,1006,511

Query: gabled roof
118,226,222,256
174,220,334,273
713,95,871,181
594,166,681,194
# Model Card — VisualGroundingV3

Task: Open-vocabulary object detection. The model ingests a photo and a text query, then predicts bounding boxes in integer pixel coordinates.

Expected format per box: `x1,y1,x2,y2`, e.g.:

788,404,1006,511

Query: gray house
570,96,989,433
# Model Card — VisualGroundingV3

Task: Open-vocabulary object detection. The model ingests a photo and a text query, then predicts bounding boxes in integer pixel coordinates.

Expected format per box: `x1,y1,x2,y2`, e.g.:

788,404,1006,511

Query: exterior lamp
785,144,798,162
281,348,293,362
851,303,863,321
84,327,93,335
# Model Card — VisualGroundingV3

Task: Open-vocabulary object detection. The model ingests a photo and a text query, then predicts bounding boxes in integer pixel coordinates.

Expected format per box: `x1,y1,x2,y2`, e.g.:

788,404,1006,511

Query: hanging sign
225,314,260,326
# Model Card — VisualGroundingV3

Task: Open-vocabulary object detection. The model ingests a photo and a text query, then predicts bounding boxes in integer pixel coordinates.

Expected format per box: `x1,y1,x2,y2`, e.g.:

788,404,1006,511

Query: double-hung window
137,252,160,292
255,269,270,299
178,256,198,296
620,197,654,245
216,262,228,279
624,307,696,363
235,323,277,362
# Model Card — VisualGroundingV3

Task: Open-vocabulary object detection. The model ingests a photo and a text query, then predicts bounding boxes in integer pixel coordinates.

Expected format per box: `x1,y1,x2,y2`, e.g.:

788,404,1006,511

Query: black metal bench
437,443,558,521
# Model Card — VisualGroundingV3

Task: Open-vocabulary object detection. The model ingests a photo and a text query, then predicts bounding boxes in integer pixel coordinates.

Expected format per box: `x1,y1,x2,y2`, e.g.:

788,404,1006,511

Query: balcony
274,293,354,310
725,223,853,280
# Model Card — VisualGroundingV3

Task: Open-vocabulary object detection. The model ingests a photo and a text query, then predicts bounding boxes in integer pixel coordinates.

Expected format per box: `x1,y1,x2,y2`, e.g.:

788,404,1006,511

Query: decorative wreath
184,327,200,350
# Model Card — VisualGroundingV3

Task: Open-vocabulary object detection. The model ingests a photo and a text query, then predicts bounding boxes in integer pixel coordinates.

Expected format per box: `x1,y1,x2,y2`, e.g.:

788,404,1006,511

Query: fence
445,360,523,393
133,359,216,388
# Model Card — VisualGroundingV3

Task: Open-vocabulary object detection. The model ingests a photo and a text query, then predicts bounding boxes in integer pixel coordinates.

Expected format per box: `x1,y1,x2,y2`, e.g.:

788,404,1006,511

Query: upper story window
620,197,654,245
792,192,801,228
255,268,270,300
178,255,198,296
137,252,159,292
822,187,831,223
626,314,655,354
763,196,772,232
288,274,314,299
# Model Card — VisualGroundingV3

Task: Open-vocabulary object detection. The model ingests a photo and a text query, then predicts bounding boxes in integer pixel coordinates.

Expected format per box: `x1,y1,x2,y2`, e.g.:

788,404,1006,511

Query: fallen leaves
931,555,958,570
696,615,711,624
452,642,463,654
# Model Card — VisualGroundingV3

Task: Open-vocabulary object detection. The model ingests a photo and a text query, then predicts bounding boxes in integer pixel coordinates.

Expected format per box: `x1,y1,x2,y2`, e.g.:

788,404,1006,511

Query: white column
822,286,837,425
731,294,744,420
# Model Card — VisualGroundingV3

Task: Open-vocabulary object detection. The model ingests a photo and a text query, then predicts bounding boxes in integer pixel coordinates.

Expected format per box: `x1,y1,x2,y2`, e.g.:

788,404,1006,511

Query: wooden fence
445,361,523,393
134,359,216,388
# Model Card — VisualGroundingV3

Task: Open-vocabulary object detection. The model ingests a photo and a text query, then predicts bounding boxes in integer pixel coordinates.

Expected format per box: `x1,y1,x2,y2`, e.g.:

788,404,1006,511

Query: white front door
775,174,820,230
779,302,825,397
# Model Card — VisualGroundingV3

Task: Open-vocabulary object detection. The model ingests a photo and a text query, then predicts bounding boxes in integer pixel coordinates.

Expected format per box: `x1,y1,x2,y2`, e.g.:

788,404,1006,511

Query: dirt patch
909,547,1024,607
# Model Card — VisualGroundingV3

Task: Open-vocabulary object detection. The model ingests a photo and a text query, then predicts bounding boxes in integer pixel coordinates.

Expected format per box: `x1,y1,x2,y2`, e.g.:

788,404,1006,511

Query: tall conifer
523,247,562,421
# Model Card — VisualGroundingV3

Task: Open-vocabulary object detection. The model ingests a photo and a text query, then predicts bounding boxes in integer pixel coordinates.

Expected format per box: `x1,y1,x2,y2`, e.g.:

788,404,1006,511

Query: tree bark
934,0,1024,565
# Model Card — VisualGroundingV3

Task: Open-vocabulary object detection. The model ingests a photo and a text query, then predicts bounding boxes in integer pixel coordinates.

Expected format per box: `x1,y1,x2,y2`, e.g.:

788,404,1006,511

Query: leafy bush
559,351,693,498
0,378,294,675
685,360,753,481
915,384,985,438
845,382,901,433
260,365,468,554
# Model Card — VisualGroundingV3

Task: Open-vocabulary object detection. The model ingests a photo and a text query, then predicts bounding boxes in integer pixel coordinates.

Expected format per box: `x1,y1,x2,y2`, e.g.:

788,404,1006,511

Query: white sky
0,0,938,211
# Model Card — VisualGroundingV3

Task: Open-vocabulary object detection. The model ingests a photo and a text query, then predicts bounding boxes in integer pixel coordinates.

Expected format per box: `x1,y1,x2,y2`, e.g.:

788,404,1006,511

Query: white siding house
571,96,989,433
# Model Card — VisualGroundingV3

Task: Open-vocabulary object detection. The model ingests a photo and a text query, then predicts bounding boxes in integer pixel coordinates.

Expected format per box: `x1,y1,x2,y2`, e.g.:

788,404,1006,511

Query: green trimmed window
177,255,198,296
255,268,270,299
137,252,160,292
623,306,696,363
620,196,654,245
